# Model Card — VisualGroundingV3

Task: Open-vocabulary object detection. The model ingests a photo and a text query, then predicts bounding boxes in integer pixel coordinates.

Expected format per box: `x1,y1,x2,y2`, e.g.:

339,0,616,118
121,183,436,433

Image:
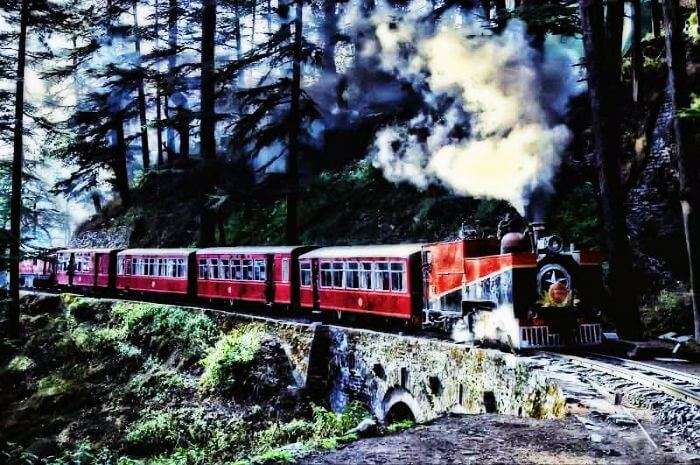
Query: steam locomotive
24,223,603,349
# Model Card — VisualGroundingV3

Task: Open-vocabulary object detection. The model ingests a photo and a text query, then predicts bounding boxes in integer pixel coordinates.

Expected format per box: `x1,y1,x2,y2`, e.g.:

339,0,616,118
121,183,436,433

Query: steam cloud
355,6,580,214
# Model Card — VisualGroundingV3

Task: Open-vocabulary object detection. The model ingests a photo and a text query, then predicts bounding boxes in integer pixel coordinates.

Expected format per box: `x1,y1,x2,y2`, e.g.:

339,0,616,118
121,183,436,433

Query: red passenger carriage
116,249,196,295
196,246,315,306
55,248,119,289
19,258,54,288
298,244,424,323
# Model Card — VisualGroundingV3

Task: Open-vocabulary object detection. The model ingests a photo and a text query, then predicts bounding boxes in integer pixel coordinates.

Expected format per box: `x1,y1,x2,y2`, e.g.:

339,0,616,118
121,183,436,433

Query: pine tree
579,0,642,338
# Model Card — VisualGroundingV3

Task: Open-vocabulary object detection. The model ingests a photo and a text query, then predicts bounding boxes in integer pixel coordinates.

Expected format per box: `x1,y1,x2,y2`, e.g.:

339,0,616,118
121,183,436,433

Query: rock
349,418,378,437
590,433,604,443
608,414,637,427
24,437,58,460
658,332,679,342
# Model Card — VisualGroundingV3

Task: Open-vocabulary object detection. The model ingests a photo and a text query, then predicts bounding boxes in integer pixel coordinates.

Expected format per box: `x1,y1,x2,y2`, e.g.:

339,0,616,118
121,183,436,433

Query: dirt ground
300,413,698,465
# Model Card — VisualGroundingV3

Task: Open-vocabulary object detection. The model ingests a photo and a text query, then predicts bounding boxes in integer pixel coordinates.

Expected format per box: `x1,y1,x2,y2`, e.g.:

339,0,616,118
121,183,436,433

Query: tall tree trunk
321,0,337,73
630,0,643,103
650,0,662,37
178,109,190,159
167,0,178,157
7,0,29,339
286,0,302,244
155,0,165,165
267,0,272,32
234,0,243,83
605,0,624,74
579,0,642,339
133,0,151,170
200,0,217,160
113,116,131,207
662,0,700,341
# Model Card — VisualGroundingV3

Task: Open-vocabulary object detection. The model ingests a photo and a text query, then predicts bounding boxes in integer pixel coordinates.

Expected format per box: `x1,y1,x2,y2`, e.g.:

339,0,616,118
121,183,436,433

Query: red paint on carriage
195,246,315,306
55,248,119,288
299,245,423,320
116,249,195,295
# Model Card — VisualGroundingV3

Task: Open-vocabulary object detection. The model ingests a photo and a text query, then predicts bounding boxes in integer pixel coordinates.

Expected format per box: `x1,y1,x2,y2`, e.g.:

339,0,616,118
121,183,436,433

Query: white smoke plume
356,6,581,214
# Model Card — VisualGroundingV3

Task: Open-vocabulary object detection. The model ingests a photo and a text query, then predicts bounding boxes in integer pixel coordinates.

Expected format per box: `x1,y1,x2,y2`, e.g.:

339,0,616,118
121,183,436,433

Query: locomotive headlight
537,263,572,294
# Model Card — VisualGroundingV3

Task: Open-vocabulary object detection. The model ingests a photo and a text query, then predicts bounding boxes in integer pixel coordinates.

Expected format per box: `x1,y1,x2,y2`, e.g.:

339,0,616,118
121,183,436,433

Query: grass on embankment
0,294,382,465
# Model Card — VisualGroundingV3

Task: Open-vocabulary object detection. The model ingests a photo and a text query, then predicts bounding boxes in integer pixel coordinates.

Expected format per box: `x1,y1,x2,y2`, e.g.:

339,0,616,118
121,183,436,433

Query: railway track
547,351,700,406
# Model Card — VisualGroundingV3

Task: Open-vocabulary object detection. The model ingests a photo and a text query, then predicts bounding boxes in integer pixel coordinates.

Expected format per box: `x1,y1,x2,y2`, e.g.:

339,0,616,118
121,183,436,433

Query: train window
320,262,332,287
300,261,311,286
232,259,242,280
242,260,253,280
390,262,405,292
209,259,220,279
281,259,289,282
359,262,373,289
176,259,186,278
199,259,209,279
158,259,166,277
345,262,359,289
254,260,266,281
374,263,391,291
220,259,230,280
332,262,344,287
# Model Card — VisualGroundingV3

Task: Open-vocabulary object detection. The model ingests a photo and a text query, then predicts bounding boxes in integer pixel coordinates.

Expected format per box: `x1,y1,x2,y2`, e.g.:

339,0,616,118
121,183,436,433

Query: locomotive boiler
422,222,604,349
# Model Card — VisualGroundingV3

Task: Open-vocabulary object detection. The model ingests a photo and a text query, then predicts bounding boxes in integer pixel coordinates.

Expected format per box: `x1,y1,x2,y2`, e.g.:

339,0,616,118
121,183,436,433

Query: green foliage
309,401,367,441
247,402,367,463
386,419,414,433
679,93,700,119
6,355,34,372
36,374,75,397
198,324,266,393
43,441,114,465
511,3,580,35
223,160,511,246
127,358,189,403
112,302,217,359
67,298,98,318
125,411,183,450
548,182,601,250
250,448,295,464
640,287,694,337
685,12,699,43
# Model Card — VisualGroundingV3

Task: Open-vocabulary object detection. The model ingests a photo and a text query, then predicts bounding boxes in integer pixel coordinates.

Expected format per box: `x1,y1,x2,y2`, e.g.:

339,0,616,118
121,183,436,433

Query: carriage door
311,259,320,311
265,254,275,304
93,253,100,286
421,250,432,317
67,253,76,285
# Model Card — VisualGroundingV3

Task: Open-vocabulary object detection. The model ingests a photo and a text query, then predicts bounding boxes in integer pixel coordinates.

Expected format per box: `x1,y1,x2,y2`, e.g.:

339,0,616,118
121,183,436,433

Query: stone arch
380,387,422,424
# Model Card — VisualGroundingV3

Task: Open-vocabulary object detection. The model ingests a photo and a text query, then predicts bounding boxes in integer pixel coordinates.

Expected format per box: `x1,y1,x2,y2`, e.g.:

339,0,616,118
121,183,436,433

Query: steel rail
585,353,700,388
547,352,700,406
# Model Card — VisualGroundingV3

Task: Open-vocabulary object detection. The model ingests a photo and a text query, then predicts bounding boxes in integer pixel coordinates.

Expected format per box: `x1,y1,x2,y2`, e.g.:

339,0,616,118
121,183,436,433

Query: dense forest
1,0,700,463
0,0,699,335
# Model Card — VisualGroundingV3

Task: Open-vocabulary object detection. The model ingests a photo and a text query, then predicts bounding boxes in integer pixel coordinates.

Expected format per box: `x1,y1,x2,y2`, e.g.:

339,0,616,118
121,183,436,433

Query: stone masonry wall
56,294,566,423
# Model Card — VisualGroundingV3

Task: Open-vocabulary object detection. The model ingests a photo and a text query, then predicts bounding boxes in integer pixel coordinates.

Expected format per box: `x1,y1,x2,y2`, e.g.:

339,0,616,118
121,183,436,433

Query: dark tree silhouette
661,0,700,340
579,0,642,338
